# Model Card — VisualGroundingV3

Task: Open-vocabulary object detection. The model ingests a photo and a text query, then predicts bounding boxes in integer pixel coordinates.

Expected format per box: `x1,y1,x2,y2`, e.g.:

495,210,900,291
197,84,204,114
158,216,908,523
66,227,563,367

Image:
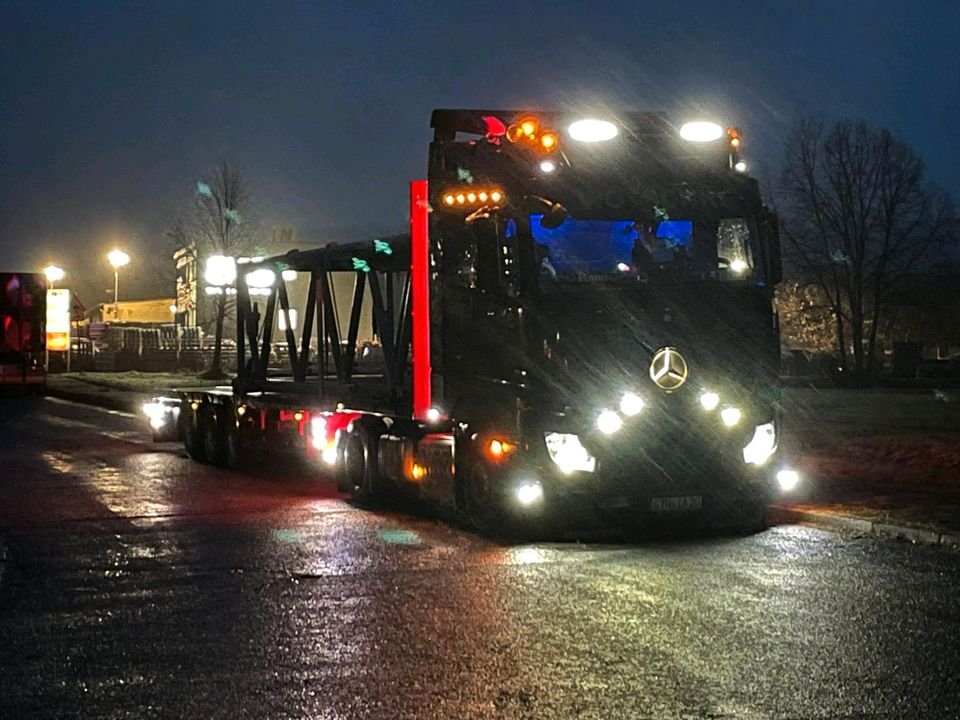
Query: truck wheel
201,406,226,467
223,412,245,470
182,403,208,463
341,428,383,505
463,459,499,531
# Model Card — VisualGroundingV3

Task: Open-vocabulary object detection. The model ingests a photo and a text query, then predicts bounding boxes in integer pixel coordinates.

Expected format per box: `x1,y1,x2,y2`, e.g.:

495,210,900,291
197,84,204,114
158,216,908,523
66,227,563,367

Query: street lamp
44,265,65,289
107,249,130,321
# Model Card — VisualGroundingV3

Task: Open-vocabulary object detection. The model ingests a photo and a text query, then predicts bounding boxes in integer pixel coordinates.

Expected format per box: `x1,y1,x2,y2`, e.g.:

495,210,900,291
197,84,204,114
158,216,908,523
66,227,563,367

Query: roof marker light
680,121,723,142
568,119,618,143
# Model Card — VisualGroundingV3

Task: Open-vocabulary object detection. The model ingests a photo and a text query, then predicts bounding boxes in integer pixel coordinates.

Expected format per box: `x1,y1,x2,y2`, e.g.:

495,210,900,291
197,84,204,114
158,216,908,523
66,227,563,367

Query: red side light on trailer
410,180,432,421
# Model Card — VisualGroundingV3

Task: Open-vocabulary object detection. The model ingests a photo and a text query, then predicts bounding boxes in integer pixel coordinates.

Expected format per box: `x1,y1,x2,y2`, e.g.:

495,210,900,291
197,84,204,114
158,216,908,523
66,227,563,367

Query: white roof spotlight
679,120,723,143
568,118,618,143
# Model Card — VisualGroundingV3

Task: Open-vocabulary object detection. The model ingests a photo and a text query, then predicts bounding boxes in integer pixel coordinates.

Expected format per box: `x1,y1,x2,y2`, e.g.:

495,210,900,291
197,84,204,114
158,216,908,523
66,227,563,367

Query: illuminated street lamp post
43,265,67,371
107,249,131,321
44,265,65,290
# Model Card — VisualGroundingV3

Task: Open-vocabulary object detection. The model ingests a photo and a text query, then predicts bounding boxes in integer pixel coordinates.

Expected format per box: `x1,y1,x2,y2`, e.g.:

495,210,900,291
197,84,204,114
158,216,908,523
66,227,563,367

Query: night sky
2,1,958,307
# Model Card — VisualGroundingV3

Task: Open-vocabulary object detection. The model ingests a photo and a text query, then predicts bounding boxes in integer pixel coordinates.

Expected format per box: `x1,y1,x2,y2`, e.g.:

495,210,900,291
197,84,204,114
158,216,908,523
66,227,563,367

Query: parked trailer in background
147,109,801,533
0,273,46,390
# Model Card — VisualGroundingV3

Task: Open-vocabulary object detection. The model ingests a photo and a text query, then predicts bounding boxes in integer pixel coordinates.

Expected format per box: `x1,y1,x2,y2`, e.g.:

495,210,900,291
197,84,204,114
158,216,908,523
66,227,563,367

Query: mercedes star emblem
649,346,689,391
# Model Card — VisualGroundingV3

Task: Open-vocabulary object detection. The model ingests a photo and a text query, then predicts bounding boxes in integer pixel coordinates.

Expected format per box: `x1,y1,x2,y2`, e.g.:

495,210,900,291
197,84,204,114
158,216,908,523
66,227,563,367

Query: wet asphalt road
1,398,959,719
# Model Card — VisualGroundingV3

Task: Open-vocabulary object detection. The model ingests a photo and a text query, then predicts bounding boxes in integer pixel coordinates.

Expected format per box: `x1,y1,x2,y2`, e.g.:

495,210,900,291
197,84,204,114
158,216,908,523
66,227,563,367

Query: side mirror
524,195,569,230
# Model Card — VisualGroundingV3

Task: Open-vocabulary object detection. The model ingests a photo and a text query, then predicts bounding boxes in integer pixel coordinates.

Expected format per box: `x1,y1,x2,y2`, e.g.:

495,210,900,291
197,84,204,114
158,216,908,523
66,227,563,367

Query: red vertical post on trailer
410,179,431,420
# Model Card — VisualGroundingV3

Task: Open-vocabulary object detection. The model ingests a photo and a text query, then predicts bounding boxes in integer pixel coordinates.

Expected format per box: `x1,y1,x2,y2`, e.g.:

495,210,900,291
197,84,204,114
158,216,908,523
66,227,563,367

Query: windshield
515,214,756,286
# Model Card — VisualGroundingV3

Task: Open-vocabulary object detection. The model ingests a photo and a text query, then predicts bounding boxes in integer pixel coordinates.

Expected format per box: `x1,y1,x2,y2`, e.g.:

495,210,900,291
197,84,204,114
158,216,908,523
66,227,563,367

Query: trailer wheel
201,406,226,467
182,403,208,463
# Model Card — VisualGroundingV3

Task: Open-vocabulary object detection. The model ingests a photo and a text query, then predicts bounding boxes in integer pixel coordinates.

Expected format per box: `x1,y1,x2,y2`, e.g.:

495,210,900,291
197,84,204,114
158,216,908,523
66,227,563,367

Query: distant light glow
616,262,630,272
205,255,237,286
539,160,556,173
43,265,65,283
108,249,131,269
281,269,298,282
734,160,748,173
246,268,276,289
729,259,748,274
568,118,618,142
680,121,723,142
426,407,441,423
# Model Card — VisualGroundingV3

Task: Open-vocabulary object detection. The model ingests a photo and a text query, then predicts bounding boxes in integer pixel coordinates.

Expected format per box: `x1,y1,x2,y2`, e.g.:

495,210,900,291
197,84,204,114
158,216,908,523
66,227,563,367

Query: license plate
650,495,703,512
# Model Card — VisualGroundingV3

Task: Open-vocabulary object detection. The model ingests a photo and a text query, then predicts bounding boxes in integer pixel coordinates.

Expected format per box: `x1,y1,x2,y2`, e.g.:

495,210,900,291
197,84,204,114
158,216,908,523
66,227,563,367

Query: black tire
341,427,384,505
223,411,244,470
182,403,208,463
462,457,500,531
201,405,226,467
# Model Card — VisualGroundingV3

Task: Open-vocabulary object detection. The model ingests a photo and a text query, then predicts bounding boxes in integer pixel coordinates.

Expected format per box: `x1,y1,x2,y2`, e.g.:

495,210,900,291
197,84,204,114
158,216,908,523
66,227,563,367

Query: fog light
596,409,623,435
516,482,543,506
619,392,645,417
721,407,742,427
699,391,720,411
322,447,338,465
777,469,800,492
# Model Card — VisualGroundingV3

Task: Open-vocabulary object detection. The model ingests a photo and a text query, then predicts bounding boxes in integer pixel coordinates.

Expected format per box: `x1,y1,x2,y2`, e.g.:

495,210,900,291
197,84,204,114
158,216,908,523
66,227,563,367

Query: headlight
544,433,597,474
776,469,800,492
699,391,720,411
515,481,544,506
596,409,623,435
742,422,777,465
720,407,742,427
619,392,645,417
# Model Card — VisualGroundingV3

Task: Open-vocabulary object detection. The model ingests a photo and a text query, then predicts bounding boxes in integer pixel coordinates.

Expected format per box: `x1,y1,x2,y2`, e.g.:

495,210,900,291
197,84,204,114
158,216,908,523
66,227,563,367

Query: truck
0,272,46,390
146,109,799,533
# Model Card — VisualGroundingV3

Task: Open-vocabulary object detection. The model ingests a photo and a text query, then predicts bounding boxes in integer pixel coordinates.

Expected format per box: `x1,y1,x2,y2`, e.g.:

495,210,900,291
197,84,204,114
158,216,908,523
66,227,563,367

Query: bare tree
191,162,259,378
778,119,956,382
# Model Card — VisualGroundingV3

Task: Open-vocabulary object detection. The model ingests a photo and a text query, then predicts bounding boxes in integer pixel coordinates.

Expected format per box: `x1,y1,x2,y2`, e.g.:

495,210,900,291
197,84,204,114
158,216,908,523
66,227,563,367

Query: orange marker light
487,439,515,459
443,194,455,206
520,118,538,137
456,193,466,204
490,190,503,203
411,463,427,481
478,191,488,202
730,137,741,149
540,131,557,150
467,192,477,203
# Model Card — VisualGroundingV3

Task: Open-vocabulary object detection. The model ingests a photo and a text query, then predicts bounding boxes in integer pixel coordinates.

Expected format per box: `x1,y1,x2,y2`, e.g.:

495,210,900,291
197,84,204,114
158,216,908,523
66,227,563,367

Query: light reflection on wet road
1,396,959,718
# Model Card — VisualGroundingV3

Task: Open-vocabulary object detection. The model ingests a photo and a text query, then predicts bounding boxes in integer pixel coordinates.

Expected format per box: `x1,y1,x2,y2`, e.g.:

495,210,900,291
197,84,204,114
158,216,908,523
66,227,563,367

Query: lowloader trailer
146,109,801,532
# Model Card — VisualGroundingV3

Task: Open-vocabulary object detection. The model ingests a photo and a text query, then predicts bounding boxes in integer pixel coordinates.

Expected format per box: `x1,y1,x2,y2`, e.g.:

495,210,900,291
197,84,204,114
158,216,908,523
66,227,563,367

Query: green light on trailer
373,239,393,255
457,167,474,182
352,257,371,273
654,206,670,221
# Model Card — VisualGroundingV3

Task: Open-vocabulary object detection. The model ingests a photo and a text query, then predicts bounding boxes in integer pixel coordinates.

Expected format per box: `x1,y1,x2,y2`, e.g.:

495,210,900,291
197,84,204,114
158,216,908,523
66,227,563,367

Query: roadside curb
771,504,960,548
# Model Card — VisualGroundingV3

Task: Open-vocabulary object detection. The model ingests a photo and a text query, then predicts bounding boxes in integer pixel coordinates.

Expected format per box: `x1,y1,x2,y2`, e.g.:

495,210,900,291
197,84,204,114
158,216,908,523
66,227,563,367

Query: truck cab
427,110,785,527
